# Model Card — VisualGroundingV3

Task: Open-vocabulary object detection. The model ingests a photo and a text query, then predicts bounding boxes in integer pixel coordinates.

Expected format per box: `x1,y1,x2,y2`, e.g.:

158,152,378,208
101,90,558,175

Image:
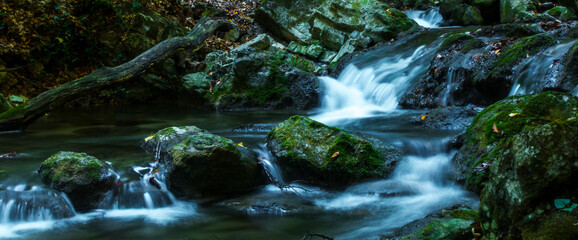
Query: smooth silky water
1,12,480,239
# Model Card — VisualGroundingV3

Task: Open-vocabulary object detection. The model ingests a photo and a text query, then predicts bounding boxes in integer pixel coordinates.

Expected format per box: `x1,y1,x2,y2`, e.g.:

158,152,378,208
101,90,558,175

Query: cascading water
509,40,577,96
405,7,444,28
313,44,434,123
309,28,476,238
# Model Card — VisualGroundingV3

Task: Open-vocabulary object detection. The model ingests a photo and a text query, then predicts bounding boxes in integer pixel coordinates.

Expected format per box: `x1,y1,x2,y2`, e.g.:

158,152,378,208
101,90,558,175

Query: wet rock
141,126,208,164
199,48,321,110
546,6,577,21
255,0,416,65
400,29,557,109
439,0,485,25
381,205,478,240
0,187,77,221
266,115,400,187
38,151,117,212
558,40,578,93
411,106,483,130
451,91,578,239
168,132,261,197
396,208,478,240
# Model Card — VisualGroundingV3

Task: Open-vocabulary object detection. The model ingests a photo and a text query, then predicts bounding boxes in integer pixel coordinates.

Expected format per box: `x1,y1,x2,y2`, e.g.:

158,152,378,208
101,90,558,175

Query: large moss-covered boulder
195,48,321,110
255,0,416,65
451,92,578,238
266,115,400,187
38,151,117,212
168,132,261,197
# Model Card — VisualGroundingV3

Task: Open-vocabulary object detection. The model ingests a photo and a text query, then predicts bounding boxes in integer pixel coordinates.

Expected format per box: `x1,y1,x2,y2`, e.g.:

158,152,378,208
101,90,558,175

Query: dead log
0,18,231,132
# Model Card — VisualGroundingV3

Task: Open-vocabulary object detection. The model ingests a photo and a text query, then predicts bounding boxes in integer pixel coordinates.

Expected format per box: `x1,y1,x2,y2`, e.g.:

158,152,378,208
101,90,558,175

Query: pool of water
1,105,477,239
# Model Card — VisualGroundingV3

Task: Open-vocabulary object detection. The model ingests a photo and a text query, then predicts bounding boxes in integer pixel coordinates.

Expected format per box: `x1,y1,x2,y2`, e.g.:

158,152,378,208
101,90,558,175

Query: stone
450,91,578,238
38,151,117,212
168,132,261,197
182,72,211,95
266,115,400,187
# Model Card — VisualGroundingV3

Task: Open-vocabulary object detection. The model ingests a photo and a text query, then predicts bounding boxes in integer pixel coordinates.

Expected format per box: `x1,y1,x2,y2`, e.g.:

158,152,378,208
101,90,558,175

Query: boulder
266,115,400,187
451,91,578,239
255,0,416,65
168,132,261,197
38,151,117,212
198,48,321,110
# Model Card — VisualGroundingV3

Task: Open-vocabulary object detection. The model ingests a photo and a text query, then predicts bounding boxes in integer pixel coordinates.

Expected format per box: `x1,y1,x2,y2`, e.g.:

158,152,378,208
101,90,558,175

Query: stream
1,9,490,240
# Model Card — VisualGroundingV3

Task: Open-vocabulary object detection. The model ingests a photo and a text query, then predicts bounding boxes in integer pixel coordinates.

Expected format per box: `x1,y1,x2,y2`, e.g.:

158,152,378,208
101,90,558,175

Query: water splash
405,8,444,28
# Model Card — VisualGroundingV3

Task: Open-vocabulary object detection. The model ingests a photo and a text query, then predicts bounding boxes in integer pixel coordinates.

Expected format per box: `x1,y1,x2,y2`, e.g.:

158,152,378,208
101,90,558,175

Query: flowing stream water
1,12,487,239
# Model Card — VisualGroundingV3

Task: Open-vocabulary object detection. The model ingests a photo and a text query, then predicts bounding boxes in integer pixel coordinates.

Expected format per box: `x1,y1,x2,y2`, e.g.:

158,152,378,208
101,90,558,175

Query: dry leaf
331,152,340,158
237,142,245,147
509,113,520,117
420,114,427,121
492,123,499,133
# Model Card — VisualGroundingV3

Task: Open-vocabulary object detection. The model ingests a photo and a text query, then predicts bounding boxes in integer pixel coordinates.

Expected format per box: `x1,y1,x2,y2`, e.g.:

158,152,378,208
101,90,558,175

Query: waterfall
0,184,76,227
313,45,432,123
509,40,577,96
255,144,285,185
100,164,175,209
405,8,444,28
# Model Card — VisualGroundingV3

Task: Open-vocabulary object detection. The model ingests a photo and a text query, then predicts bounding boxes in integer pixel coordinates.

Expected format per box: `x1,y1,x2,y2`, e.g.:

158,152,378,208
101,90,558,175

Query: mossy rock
202,49,321,110
451,92,578,238
401,208,478,240
452,92,578,193
490,33,556,72
168,132,261,197
38,151,117,212
266,115,400,187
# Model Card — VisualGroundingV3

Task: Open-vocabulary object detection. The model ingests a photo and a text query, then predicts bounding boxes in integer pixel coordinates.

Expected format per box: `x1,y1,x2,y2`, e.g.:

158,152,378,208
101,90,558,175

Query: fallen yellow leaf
492,123,499,133
509,113,520,117
331,152,340,158
237,142,245,147
420,114,427,121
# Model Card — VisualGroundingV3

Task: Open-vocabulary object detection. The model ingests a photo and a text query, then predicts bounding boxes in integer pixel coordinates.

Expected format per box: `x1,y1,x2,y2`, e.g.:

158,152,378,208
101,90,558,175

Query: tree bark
0,18,231,132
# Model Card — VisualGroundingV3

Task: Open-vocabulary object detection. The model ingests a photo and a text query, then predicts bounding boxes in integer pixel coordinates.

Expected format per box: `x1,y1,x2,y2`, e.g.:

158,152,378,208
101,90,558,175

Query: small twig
301,232,334,240
0,66,25,72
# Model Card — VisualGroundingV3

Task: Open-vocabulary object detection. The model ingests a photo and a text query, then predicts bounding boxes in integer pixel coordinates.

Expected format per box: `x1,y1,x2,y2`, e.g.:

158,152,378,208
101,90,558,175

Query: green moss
460,92,578,192
492,33,556,70
437,32,474,53
40,151,106,183
450,209,479,221
268,115,392,185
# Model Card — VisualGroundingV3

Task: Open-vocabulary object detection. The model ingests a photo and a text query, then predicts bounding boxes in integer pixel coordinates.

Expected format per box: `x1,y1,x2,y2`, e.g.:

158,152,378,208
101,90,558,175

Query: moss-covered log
0,18,231,132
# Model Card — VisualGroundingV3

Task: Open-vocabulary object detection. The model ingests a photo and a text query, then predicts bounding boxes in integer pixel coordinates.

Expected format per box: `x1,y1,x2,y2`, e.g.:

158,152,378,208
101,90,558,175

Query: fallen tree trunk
0,18,231,132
